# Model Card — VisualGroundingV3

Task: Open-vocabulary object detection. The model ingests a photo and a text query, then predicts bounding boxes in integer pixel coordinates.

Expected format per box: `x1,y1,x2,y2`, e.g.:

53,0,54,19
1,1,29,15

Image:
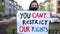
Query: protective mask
30,7,37,11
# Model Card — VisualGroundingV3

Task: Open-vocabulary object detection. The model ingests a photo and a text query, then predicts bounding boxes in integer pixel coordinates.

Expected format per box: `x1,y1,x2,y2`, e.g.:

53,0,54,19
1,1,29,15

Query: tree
0,0,4,21
47,0,51,2
0,5,4,12
0,0,4,12
48,4,50,11
47,0,51,11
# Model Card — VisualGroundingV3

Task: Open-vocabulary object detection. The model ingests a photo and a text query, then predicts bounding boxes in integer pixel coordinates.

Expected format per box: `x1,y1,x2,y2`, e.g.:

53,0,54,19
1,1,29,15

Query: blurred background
0,0,60,34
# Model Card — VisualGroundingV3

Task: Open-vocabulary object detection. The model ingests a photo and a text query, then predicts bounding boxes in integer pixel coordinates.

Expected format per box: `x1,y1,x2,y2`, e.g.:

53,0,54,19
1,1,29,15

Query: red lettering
32,13,37,18
38,13,43,18
19,26,30,32
32,13,46,18
38,13,46,18
19,26,23,32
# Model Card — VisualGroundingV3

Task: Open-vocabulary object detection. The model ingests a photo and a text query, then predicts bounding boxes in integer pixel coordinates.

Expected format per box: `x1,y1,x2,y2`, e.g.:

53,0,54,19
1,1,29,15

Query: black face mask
30,7,37,11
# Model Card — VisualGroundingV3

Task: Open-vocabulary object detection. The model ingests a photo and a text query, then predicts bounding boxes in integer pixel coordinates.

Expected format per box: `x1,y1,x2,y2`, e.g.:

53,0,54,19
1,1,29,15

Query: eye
32,5,34,6
35,5,37,6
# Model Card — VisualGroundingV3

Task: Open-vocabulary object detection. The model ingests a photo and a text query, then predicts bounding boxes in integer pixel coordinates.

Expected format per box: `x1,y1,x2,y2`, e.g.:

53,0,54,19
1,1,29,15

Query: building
50,0,60,16
4,0,18,16
57,0,60,13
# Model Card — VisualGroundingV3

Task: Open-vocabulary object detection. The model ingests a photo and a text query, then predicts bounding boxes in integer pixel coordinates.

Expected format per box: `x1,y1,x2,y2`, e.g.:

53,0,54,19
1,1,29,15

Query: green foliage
42,6,45,11
0,5,4,12
6,26,17,34
0,23,3,28
40,6,45,11
6,24,60,34
47,0,51,2
49,24,60,30
3,15,8,18
48,4,51,11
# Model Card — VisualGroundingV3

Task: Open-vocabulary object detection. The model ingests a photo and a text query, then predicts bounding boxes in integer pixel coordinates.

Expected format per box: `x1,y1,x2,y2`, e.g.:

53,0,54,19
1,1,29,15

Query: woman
29,0,39,11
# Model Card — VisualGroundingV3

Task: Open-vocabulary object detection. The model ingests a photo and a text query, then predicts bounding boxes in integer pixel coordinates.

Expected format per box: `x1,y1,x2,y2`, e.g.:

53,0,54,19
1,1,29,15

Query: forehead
31,2,37,5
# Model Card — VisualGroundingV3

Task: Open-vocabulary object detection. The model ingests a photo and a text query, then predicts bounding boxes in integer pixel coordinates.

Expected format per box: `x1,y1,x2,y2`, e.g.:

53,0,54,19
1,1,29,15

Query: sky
14,0,46,10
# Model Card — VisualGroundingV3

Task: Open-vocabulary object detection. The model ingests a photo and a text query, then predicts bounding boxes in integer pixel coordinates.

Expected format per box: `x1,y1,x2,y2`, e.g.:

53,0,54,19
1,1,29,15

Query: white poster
17,11,50,34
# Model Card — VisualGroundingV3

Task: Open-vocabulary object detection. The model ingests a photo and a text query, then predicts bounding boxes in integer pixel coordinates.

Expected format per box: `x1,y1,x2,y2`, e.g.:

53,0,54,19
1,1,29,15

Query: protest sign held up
17,11,50,34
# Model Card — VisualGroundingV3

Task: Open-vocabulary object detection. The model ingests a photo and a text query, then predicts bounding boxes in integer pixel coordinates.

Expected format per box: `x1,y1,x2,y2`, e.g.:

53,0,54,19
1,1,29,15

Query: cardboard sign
17,11,50,34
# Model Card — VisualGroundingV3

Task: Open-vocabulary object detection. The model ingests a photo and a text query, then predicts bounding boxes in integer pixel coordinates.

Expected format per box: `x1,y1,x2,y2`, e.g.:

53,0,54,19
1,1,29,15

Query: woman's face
30,2,38,11
31,2,38,8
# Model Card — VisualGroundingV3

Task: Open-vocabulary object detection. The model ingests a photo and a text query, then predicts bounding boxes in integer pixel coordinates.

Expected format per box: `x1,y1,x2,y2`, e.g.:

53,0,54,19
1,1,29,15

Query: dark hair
29,0,39,10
